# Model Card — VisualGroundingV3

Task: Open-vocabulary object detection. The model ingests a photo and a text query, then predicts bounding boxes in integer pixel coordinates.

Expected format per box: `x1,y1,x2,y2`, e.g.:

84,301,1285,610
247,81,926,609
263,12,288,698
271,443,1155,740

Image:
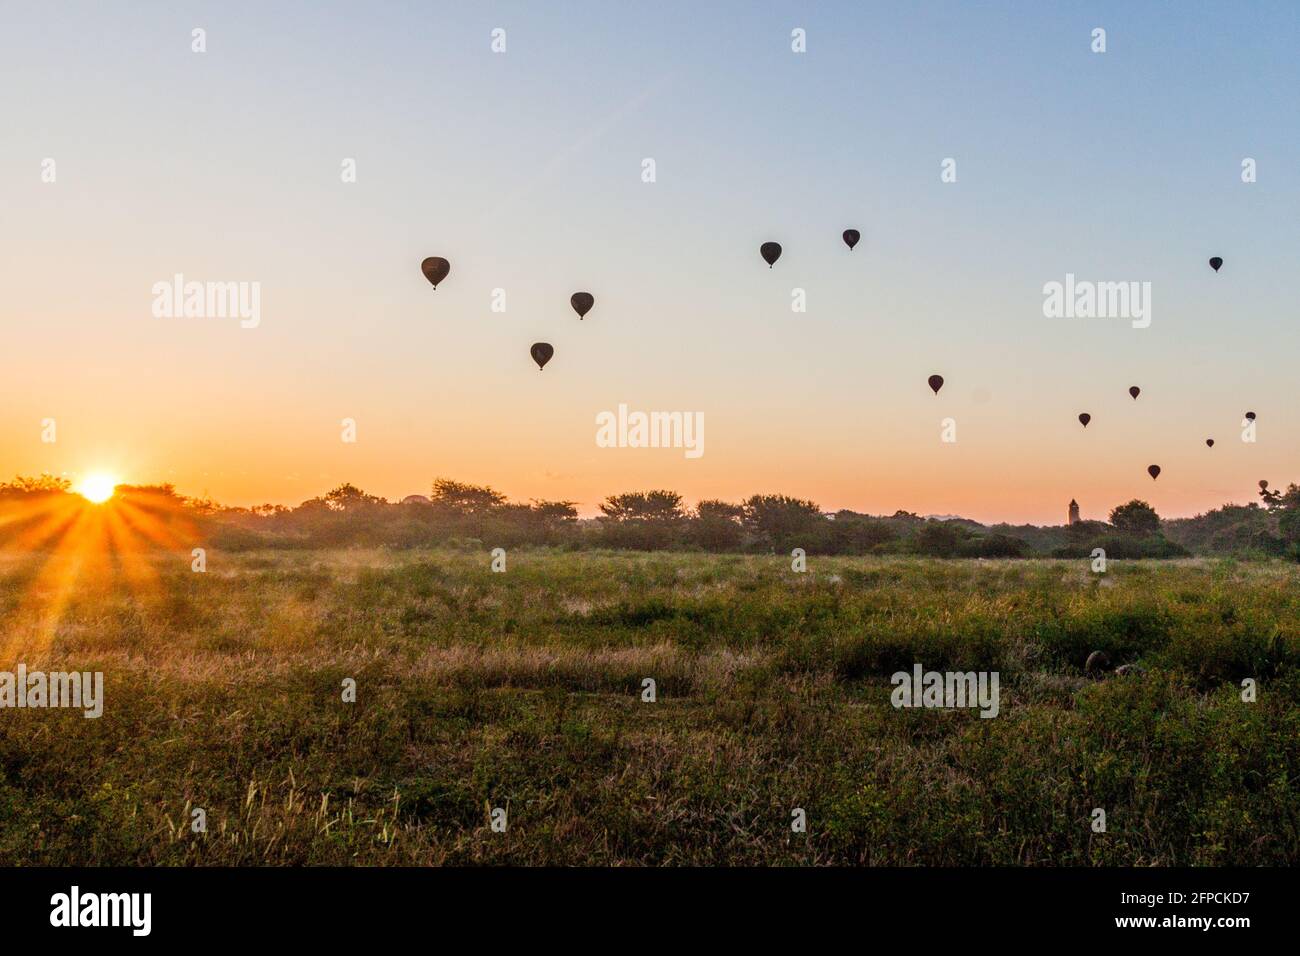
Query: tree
0,474,71,497
430,478,505,515
1109,499,1160,536
530,500,578,524
958,532,1027,558
1274,484,1300,546
742,494,825,551
697,499,745,522
1066,518,1109,542
599,490,686,524
1163,502,1282,555
692,499,746,552
323,483,386,511
597,490,686,550
827,511,898,553
913,520,968,557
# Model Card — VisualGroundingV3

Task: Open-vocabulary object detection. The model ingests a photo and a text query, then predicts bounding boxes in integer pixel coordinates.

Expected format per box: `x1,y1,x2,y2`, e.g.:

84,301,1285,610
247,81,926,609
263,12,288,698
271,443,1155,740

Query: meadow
0,547,1297,866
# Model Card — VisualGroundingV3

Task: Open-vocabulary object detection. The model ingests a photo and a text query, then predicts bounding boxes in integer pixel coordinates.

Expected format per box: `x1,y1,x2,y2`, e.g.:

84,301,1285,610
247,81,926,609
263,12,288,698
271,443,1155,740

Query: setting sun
77,473,119,504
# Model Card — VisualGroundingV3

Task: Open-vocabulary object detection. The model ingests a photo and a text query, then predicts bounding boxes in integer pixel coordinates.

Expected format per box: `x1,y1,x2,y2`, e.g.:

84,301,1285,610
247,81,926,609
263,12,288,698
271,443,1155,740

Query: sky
2,1,1297,524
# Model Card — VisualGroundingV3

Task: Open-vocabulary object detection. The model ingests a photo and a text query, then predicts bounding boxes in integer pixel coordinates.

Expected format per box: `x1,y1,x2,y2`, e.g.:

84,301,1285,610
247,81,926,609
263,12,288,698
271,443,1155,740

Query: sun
77,473,119,504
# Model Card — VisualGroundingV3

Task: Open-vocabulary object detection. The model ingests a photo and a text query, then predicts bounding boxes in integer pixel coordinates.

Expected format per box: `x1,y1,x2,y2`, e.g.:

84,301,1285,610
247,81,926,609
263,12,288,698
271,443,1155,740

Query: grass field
1,548,1297,865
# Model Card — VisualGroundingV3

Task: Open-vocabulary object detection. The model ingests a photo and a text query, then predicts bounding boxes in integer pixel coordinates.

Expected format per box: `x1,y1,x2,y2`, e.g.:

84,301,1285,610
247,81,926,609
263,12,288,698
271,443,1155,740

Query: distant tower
1068,499,1080,525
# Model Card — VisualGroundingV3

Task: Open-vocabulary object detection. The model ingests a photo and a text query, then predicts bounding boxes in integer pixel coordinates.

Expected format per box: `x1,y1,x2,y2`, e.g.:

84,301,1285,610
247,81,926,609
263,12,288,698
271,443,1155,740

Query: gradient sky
3,1,1298,523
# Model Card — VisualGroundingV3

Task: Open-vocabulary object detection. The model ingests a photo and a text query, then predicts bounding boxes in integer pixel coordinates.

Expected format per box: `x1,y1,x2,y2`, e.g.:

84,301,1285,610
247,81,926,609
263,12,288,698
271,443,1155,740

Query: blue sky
2,1,1297,521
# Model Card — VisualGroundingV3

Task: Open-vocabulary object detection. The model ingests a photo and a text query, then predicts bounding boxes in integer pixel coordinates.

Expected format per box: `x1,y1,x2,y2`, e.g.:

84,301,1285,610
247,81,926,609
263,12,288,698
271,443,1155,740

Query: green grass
1,549,1297,865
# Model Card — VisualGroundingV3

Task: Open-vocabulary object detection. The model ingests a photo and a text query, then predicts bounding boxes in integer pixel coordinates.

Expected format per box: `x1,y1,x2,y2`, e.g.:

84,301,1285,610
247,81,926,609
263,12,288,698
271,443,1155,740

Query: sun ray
113,496,195,549
2,507,103,659
6,496,82,550
104,507,165,603
0,485,201,662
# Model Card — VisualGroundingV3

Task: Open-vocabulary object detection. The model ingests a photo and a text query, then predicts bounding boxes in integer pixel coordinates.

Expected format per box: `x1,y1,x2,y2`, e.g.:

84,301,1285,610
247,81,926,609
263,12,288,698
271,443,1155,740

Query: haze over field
3,1,1298,523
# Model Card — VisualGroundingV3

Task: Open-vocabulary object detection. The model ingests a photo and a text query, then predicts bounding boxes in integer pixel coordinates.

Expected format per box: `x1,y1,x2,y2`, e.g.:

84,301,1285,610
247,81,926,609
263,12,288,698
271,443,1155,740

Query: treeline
184,482,1171,557
206,480,1300,558
207,484,1050,556
4,475,1298,559
1165,494,1300,556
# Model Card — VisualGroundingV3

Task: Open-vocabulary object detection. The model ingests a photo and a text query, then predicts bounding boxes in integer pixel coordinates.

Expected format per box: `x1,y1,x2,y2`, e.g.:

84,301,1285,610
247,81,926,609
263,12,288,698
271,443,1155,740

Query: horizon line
6,474,1275,528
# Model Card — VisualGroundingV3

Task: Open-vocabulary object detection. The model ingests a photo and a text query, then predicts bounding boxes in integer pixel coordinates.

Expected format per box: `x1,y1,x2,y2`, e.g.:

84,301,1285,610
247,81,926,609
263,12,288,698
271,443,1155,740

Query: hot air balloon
928,375,944,395
1245,411,1256,421
1078,413,1091,428
571,292,594,320
530,342,553,370
1129,386,1141,400
1206,439,1215,447
760,242,782,268
1209,257,1223,273
1259,479,1269,491
421,257,450,289
842,229,860,250
1148,465,1161,481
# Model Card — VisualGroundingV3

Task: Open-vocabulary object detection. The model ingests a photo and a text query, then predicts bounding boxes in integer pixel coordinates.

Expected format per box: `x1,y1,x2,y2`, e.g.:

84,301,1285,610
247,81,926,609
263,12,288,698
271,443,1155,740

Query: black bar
0,867,1278,941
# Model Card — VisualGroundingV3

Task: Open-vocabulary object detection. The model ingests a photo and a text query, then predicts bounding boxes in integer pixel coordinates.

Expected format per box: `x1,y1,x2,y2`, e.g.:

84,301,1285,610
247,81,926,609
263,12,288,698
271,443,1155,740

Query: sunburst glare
76,473,119,504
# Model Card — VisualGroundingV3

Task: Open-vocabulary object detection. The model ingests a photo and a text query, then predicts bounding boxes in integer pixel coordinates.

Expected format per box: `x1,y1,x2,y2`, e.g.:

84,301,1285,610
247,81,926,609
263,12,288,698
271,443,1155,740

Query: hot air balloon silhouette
1245,411,1256,421
842,229,860,250
760,242,782,268
1206,439,1215,447
1148,465,1161,481
570,292,594,320
1208,257,1223,273
1078,413,1091,428
420,257,450,290
1129,386,1141,400
1259,479,1269,491
530,342,553,370
927,375,944,395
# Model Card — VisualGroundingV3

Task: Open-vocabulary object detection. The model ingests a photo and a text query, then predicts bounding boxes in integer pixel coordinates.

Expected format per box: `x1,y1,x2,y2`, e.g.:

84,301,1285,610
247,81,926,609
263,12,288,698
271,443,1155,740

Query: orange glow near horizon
76,472,119,504
0,489,196,661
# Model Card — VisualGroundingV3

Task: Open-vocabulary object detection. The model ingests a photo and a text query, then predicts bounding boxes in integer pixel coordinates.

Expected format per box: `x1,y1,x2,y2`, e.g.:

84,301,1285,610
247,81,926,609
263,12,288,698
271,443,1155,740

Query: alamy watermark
0,665,103,718
50,886,150,936
1043,273,1150,329
152,274,261,328
890,663,999,718
595,404,704,459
